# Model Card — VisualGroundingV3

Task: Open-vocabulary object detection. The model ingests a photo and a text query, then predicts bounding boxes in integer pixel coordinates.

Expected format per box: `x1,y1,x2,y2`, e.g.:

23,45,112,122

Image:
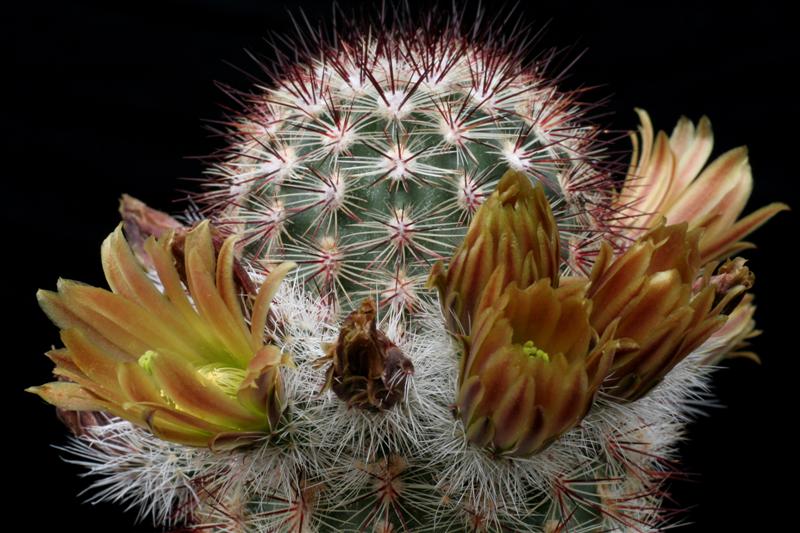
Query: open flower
615,109,787,263
587,222,746,401
431,170,620,455
28,221,295,449
458,276,618,456
428,169,559,335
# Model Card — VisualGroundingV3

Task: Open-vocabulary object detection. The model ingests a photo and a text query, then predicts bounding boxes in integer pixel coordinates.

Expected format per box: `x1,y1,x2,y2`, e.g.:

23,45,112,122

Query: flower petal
27,382,109,412
250,262,297,349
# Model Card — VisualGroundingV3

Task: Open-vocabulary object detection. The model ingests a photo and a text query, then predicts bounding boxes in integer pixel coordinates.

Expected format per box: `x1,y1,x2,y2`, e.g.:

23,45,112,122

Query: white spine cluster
63,275,716,532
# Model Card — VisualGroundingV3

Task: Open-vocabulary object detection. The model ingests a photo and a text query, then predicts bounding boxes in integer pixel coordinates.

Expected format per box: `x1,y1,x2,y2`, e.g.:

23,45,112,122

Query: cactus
27,5,787,533
197,8,613,314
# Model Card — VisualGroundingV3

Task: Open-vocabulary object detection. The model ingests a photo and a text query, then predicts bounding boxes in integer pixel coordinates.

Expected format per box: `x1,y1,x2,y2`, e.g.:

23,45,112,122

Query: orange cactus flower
28,221,295,450
587,222,748,401
457,276,618,456
616,109,787,263
431,170,620,455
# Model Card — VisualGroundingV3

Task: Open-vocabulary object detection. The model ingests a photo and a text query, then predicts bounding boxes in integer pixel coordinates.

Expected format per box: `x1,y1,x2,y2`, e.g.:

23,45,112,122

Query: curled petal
616,110,786,263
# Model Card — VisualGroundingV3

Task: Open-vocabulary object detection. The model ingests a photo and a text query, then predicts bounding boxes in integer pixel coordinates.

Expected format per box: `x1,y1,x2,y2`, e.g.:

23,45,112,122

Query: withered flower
458,276,618,456
317,299,413,410
28,221,295,449
587,222,749,401
428,169,559,335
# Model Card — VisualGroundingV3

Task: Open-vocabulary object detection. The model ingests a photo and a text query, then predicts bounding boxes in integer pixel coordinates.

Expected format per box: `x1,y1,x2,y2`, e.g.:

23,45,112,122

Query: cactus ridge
198,7,617,312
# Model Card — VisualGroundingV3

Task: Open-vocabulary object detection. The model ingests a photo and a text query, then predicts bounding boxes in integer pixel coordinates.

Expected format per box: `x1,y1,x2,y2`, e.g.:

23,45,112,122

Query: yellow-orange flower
587,222,741,401
616,109,787,263
428,169,559,335
458,276,618,456
28,221,295,449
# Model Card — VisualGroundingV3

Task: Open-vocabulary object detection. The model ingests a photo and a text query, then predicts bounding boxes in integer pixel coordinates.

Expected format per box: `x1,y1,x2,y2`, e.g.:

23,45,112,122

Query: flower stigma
522,340,550,362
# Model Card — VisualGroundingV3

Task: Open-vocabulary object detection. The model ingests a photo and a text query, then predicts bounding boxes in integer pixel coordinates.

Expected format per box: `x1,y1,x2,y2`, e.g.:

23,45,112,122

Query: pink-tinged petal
250,262,297,349
618,109,655,214
148,350,263,430
668,115,696,156
667,115,713,204
703,159,753,238
26,382,109,412
632,108,654,178
621,124,641,205
665,146,748,225
635,131,676,217
700,202,790,262
699,297,759,365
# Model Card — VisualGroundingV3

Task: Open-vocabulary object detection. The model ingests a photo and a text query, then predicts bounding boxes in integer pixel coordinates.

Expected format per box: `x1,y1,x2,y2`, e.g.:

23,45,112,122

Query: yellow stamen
197,364,248,397
522,340,550,362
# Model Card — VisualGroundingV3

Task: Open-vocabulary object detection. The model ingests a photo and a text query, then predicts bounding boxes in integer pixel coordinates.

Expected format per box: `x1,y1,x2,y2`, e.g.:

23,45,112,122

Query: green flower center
138,350,158,373
522,340,550,362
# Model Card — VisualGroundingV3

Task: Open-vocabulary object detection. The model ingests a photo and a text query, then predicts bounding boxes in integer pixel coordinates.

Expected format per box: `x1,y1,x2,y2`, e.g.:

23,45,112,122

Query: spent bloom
28,6,786,532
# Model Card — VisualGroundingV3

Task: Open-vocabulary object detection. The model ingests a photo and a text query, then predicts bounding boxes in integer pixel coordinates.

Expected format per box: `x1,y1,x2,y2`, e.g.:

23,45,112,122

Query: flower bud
429,169,559,335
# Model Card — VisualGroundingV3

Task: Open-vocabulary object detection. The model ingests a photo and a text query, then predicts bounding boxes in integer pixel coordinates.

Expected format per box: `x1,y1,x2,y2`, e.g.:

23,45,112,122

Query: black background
6,1,798,531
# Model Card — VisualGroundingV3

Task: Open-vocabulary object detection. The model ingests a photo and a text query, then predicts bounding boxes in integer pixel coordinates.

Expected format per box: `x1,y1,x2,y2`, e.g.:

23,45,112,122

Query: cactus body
199,16,610,313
